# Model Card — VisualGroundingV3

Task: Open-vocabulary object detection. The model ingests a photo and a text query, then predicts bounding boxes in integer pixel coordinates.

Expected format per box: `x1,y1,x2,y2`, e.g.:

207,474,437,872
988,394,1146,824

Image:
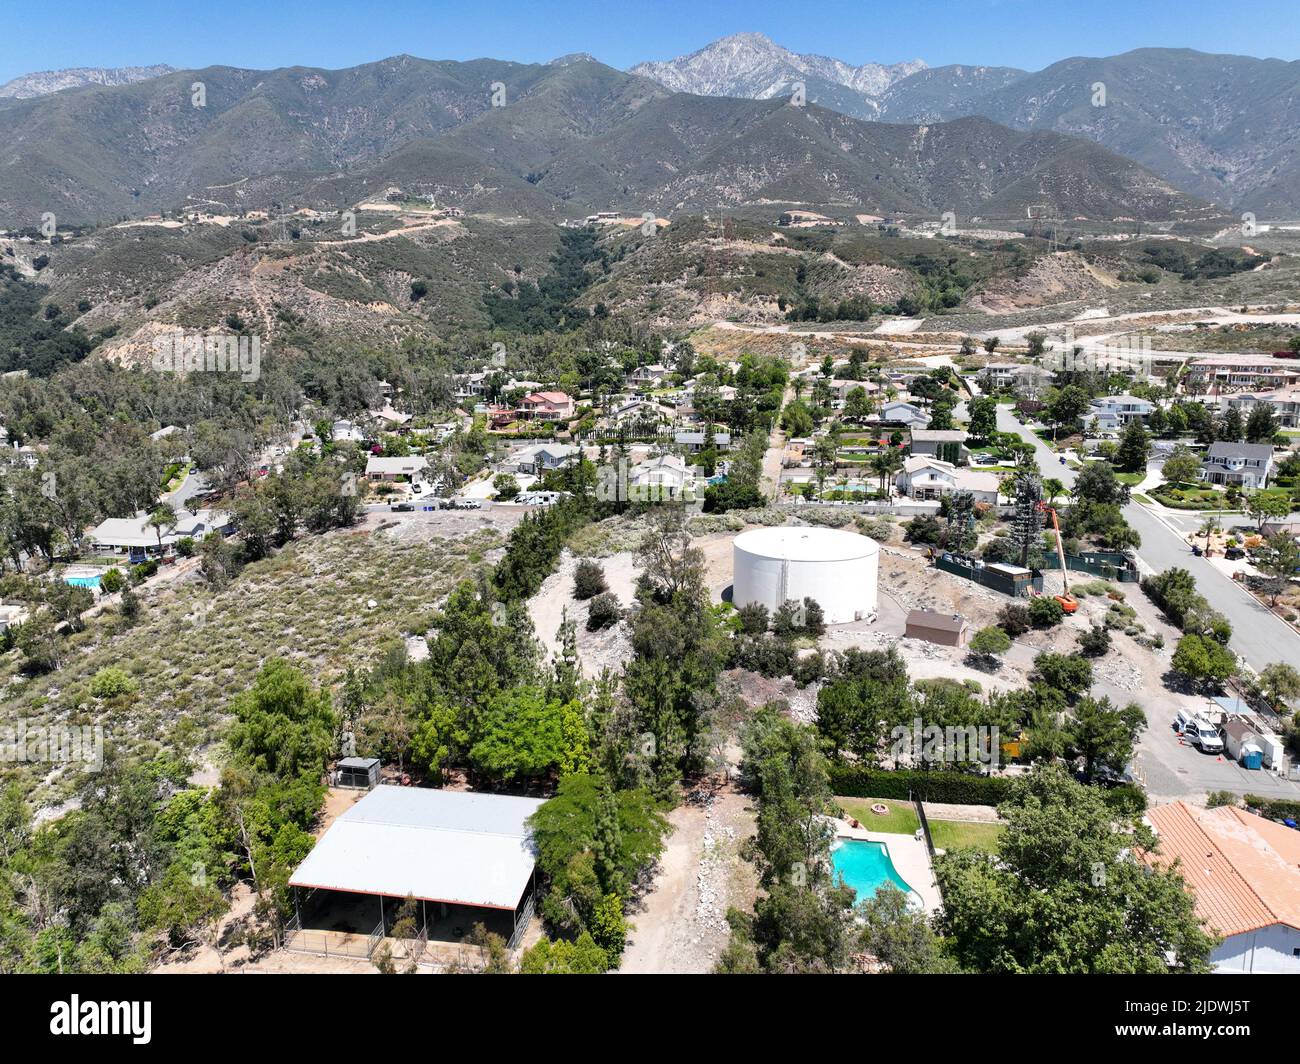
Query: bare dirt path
619,789,756,974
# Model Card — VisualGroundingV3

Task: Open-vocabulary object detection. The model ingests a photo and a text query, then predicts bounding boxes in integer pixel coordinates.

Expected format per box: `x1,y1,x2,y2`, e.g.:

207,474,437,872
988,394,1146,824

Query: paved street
995,405,1299,674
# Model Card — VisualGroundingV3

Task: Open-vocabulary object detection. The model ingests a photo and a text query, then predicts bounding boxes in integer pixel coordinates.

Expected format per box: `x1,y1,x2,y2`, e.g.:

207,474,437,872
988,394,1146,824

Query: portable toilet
1241,743,1264,771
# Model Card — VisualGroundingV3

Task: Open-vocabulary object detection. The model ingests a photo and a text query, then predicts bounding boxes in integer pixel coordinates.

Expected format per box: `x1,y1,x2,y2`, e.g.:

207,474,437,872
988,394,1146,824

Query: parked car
1174,710,1224,754
392,503,414,512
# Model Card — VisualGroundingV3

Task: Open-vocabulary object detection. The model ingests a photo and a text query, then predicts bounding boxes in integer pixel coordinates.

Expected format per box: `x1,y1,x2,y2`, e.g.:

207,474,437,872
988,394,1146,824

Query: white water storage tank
732,526,879,625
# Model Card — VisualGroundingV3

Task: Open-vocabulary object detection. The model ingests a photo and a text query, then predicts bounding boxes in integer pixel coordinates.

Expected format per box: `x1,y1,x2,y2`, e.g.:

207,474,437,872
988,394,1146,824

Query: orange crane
1037,501,1078,613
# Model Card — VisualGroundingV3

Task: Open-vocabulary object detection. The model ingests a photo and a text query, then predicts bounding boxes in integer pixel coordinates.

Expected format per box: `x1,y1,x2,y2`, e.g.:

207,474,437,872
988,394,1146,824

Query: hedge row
1245,795,1300,824
828,765,1012,806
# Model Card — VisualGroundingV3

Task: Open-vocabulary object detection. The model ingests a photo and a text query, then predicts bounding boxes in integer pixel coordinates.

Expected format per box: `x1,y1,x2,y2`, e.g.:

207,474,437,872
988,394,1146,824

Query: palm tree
147,506,177,557
1199,514,1221,556
872,448,903,496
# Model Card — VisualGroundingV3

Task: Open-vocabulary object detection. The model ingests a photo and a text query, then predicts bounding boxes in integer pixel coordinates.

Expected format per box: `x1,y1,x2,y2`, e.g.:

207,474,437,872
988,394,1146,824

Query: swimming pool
64,575,101,591
831,838,915,903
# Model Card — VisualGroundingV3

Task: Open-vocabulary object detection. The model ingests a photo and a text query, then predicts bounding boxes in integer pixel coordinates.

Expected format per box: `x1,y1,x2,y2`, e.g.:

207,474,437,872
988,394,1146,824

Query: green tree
519,932,609,973
469,686,589,783
1160,445,1202,487
1171,633,1237,691
1246,491,1291,533
967,626,1011,669
1259,662,1300,713
1256,533,1300,605
226,660,338,780
1114,419,1149,474
935,765,1215,972
1066,696,1144,782
857,884,955,973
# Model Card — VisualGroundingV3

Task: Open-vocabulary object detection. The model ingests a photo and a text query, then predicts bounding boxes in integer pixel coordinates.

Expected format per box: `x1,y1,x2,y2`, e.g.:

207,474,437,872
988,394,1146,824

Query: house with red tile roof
518,391,574,421
1143,801,1300,972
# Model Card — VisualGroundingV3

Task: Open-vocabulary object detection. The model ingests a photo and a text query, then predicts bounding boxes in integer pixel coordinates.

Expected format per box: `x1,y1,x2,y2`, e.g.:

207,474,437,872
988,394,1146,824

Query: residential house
675,429,731,452
370,404,412,431
895,457,1000,505
88,508,233,559
628,454,700,499
510,443,579,476
908,429,969,463
1223,388,1300,429
331,419,366,443
977,363,1025,391
1084,394,1156,432
454,370,491,400
1187,356,1300,394
1143,801,1300,973
365,455,429,481
607,398,670,430
1199,441,1274,490
878,401,931,430
518,391,575,421
628,364,671,388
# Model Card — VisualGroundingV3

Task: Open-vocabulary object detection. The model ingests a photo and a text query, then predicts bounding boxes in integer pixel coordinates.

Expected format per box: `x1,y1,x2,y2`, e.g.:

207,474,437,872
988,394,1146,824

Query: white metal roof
289,787,545,910
88,508,232,549
734,525,879,563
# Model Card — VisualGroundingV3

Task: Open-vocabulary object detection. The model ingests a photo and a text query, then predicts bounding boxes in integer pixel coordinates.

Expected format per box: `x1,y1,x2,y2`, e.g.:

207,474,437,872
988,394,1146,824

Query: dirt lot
619,788,757,974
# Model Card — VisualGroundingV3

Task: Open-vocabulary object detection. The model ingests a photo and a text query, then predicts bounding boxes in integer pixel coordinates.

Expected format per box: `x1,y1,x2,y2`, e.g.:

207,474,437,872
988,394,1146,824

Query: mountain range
632,34,1300,214
0,53,1212,230
0,64,175,99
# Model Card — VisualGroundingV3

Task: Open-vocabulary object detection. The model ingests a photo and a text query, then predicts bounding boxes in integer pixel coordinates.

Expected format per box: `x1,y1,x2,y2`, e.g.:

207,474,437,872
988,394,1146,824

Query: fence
1038,550,1140,583
508,892,536,951
934,554,1043,597
283,913,386,961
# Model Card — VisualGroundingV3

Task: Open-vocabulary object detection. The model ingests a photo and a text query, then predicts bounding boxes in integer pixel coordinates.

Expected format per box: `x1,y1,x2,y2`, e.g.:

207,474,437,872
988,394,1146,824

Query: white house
1199,442,1274,490
1223,388,1300,429
628,454,700,500
878,401,931,430
510,443,579,476
1084,394,1156,433
908,429,969,461
1144,801,1300,973
895,457,1000,505
332,419,366,443
88,508,233,557
629,364,671,387
365,455,429,481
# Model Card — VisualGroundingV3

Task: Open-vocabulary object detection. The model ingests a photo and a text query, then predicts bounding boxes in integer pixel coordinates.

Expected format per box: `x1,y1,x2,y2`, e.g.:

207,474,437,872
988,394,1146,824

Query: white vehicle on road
1175,711,1225,754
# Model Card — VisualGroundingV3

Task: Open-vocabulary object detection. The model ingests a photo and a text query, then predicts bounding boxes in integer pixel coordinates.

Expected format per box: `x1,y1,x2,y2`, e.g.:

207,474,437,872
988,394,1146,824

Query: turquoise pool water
831,838,915,902
65,575,101,590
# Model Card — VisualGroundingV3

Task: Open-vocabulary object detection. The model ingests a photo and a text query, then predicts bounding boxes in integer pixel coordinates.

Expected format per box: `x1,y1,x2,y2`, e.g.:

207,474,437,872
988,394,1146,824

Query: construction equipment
1037,501,1078,612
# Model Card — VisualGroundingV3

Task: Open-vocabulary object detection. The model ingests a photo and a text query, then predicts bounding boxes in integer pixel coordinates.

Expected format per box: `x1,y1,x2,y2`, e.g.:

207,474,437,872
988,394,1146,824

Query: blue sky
2,0,1297,84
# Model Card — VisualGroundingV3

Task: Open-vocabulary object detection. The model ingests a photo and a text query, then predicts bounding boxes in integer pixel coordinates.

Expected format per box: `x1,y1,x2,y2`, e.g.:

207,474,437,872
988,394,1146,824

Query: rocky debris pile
1094,657,1145,692
694,802,734,935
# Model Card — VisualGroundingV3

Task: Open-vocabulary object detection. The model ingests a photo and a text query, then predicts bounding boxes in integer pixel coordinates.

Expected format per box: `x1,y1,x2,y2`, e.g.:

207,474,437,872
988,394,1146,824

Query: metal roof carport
290,787,545,911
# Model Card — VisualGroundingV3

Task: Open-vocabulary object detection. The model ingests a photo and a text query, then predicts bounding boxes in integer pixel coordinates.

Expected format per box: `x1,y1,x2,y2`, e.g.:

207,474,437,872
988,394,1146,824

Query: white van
1175,710,1224,753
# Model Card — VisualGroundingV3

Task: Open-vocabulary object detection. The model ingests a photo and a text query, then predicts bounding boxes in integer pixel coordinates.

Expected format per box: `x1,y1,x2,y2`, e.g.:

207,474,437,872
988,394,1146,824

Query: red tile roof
1143,801,1300,937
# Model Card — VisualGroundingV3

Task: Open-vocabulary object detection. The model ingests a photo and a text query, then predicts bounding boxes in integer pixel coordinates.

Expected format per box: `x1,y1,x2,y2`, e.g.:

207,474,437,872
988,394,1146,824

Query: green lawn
838,797,919,835
837,798,1005,851
1114,471,1145,486
928,820,1004,853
